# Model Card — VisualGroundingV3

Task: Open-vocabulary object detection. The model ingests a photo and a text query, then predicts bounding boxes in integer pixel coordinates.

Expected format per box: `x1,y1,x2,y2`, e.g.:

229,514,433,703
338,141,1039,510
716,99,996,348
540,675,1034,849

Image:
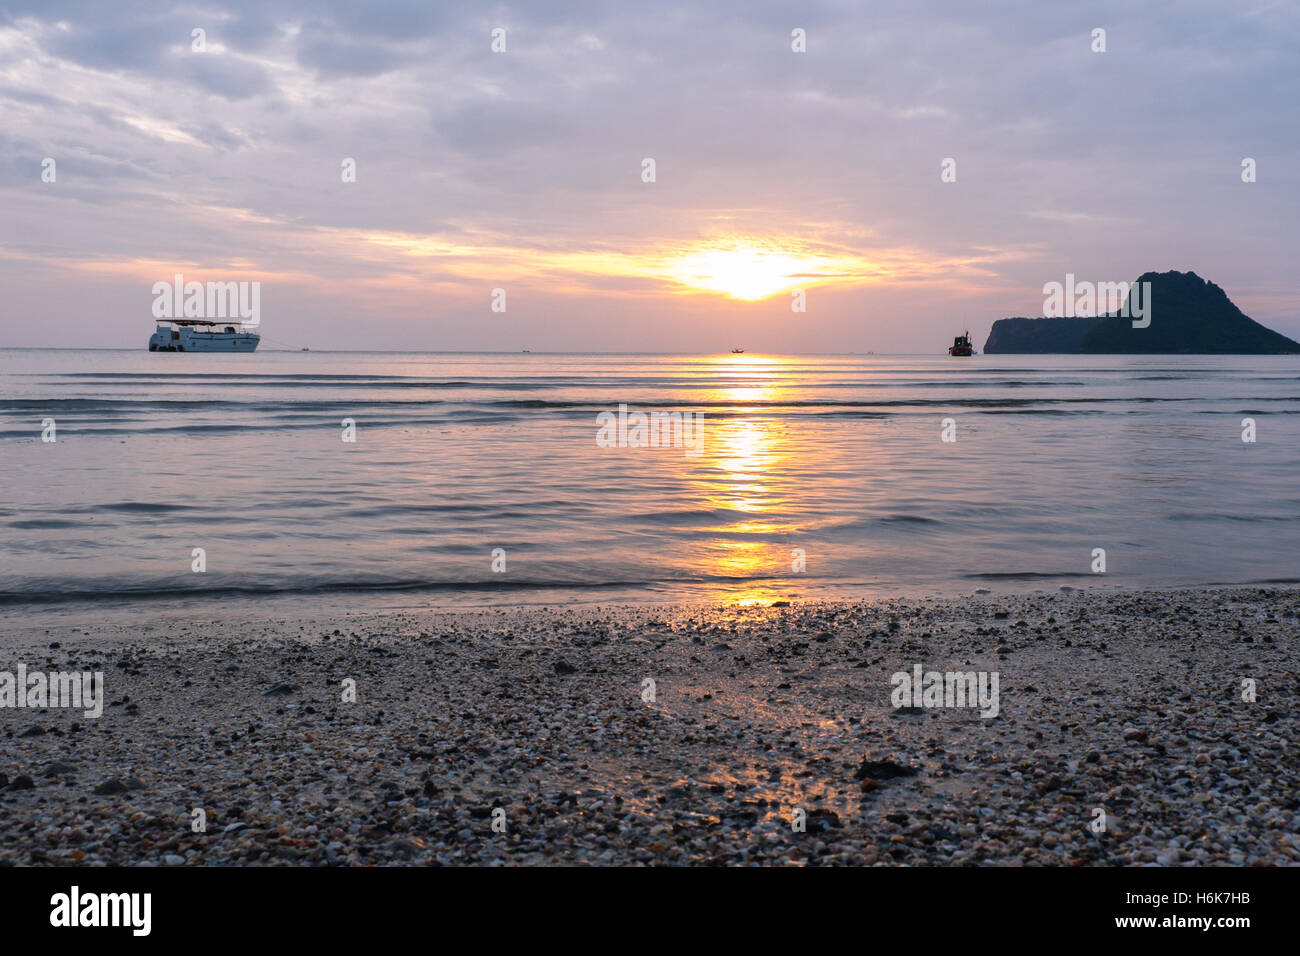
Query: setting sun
667,243,858,300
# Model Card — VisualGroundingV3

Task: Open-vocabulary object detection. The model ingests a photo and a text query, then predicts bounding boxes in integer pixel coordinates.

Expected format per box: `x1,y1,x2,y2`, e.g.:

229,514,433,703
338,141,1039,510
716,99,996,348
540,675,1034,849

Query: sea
2,350,1298,626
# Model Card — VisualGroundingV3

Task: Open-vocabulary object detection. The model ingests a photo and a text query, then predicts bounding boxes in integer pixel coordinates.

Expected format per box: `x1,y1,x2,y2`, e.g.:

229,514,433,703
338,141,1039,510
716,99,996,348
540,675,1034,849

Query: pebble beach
1,586,1297,866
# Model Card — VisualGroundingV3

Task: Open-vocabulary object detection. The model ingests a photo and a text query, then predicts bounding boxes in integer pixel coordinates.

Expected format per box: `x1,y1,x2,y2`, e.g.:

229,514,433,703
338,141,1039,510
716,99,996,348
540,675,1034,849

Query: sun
667,243,835,301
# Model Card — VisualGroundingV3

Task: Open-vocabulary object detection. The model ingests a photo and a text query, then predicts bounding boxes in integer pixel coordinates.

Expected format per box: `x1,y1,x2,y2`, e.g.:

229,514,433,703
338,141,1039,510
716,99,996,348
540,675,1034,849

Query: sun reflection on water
682,355,805,605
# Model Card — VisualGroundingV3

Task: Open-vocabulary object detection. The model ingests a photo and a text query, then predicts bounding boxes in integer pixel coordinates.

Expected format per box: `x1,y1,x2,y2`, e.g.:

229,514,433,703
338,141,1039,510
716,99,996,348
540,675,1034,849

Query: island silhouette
984,271,1300,353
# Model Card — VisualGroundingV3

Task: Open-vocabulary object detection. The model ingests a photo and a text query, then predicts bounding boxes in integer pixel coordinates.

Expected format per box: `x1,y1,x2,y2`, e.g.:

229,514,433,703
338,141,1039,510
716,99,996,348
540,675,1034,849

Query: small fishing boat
948,332,974,356
730,348,745,353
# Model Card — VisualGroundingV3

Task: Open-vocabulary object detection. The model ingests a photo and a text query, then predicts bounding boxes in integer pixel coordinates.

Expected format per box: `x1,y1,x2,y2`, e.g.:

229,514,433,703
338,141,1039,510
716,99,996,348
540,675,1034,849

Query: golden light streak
664,241,862,300
353,232,881,298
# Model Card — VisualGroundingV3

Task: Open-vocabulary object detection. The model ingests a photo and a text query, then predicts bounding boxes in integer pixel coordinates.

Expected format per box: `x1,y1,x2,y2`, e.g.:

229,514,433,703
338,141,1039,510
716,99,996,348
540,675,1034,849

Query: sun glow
666,243,859,301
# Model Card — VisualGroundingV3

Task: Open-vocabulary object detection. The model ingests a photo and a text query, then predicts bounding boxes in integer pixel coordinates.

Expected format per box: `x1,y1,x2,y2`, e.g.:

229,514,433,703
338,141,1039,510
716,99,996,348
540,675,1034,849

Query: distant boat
149,319,259,352
948,332,974,357
730,348,745,353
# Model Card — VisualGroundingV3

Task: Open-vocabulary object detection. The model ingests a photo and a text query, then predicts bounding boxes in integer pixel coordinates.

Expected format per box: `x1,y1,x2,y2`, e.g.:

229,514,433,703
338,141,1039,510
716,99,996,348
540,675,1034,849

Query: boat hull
149,327,260,352
948,331,975,356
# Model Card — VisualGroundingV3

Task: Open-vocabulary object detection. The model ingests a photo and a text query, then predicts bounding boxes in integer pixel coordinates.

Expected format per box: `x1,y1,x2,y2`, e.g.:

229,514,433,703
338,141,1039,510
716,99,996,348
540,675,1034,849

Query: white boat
149,320,260,352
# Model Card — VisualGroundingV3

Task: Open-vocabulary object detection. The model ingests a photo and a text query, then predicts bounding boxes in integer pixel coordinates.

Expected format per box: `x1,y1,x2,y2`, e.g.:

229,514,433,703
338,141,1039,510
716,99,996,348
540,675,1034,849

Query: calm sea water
2,350,1298,622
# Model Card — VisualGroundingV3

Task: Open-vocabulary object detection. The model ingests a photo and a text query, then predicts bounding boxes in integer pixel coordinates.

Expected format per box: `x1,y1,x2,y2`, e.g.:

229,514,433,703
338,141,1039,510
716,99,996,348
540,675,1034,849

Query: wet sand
1,587,1297,866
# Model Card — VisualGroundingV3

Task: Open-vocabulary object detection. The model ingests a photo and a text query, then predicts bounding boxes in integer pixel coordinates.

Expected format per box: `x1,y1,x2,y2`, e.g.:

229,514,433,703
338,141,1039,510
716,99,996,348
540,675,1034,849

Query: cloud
1,0,1297,349
295,25,412,78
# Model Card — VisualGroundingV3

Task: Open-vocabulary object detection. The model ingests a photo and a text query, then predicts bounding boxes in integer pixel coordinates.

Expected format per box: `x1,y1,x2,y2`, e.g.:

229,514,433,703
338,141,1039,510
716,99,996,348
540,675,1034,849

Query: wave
963,571,1095,580
11,395,1300,422
0,565,812,605
0,578,654,606
1166,512,1300,522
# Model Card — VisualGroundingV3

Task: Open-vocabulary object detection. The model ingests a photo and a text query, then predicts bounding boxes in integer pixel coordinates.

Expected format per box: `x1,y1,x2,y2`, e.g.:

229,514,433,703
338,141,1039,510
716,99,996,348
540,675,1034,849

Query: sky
1,0,1298,351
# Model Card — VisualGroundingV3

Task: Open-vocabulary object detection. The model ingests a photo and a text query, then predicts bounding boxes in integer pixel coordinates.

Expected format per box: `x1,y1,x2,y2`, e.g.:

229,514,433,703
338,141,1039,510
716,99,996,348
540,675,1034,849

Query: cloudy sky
1,0,1297,351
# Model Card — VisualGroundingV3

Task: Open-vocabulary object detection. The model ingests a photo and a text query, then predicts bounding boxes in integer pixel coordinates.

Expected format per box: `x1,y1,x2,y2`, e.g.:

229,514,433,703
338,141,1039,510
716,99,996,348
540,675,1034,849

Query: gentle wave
0,578,655,606
963,572,1096,580
4,351,1300,609
9,396,1288,416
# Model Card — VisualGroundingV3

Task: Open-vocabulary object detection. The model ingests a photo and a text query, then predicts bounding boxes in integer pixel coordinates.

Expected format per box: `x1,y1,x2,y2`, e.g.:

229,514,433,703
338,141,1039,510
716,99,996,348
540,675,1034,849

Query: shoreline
2,586,1297,865
1,577,1273,644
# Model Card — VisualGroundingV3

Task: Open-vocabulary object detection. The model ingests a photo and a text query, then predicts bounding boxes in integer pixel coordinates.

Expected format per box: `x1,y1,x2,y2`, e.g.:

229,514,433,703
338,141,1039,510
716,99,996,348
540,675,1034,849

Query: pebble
0,587,1294,866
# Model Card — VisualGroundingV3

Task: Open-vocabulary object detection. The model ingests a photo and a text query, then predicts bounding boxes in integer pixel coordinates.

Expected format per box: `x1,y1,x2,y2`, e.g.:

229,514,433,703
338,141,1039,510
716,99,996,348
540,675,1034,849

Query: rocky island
984,271,1300,354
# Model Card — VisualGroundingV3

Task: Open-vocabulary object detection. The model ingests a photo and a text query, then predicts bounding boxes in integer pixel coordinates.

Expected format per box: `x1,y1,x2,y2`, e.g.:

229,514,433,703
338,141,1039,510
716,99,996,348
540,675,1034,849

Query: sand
1,586,1297,866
